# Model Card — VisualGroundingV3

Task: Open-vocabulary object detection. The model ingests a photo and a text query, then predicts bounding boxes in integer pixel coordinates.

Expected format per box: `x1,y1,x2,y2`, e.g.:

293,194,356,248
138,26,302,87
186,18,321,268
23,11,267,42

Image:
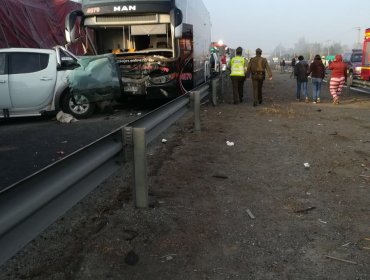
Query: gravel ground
1,72,370,279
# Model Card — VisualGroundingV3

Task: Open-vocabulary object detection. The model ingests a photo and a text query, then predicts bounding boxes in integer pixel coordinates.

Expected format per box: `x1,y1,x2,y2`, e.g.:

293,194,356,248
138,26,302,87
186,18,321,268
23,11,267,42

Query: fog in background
203,0,370,59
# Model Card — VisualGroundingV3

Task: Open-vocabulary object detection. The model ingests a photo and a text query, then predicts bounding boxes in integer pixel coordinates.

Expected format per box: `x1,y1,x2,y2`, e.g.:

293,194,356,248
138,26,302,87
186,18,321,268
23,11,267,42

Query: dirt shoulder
1,72,370,279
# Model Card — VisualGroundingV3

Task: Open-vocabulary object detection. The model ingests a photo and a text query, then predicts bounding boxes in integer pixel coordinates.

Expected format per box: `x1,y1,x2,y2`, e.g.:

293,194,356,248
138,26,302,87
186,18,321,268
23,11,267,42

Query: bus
65,0,212,99
361,28,370,81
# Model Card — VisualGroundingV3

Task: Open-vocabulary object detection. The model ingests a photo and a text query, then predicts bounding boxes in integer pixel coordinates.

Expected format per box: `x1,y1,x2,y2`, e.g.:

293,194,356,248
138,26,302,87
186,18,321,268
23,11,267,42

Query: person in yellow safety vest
229,47,248,104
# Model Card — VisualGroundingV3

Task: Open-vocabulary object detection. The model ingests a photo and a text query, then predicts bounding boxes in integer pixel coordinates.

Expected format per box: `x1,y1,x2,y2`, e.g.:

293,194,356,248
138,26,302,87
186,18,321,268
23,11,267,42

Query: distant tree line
271,37,358,61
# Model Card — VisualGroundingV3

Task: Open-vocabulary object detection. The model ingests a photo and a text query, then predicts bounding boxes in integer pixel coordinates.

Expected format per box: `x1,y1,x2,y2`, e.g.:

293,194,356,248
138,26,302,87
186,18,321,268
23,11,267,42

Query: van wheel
62,92,95,119
347,72,353,87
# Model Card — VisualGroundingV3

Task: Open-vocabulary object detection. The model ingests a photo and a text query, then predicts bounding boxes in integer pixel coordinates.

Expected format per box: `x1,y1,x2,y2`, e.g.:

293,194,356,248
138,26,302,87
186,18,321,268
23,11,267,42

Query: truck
342,49,362,80
0,46,120,119
65,0,213,100
0,0,82,54
361,28,370,81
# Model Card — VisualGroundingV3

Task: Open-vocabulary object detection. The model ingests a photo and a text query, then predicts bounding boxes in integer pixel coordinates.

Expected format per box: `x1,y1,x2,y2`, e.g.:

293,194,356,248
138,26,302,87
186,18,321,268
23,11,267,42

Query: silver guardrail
351,79,370,89
0,80,218,266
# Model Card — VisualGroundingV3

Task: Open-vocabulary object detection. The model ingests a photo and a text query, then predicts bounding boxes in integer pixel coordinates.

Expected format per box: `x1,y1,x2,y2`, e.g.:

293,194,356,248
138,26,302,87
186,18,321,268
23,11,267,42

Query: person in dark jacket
294,55,309,102
328,54,347,104
246,48,272,106
307,54,326,103
290,56,297,78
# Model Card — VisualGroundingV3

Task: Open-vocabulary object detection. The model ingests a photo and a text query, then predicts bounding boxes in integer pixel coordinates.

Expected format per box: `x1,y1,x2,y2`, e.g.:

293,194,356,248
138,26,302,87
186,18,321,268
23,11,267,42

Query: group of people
228,47,347,106
293,54,347,104
229,47,272,106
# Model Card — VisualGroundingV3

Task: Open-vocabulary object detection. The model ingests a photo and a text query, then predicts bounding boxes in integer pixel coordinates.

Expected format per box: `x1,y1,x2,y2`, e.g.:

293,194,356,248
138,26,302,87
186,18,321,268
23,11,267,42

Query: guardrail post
211,78,218,106
192,91,201,132
219,74,224,103
133,127,149,208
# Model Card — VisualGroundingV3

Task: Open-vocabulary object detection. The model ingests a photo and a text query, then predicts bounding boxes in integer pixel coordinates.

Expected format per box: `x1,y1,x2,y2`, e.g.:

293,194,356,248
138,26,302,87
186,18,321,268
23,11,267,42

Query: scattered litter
363,247,370,250
341,242,351,247
306,192,311,196
212,174,229,179
318,219,327,224
162,139,167,144
56,151,65,156
317,109,322,112
56,111,78,123
268,120,273,122
160,254,176,261
325,255,357,265
329,132,338,136
303,163,310,169
294,206,316,214
137,112,142,116
246,209,256,220
61,140,68,144
226,141,235,146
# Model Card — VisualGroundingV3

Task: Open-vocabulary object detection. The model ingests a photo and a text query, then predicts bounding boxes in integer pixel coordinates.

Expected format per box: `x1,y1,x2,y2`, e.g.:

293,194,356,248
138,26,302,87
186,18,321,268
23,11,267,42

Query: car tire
62,92,95,119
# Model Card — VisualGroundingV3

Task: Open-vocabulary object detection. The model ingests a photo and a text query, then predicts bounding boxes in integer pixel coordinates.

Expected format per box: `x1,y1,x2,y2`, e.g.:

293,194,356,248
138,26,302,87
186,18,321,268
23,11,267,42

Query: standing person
280,59,286,73
328,54,347,104
229,47,247,104
246,48,272,106
307,54,326,103
294,55,309,102
290,56,296,79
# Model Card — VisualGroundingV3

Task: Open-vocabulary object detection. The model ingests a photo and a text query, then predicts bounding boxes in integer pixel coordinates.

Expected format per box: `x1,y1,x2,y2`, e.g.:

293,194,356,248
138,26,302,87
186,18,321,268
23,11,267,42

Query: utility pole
355,27,361,49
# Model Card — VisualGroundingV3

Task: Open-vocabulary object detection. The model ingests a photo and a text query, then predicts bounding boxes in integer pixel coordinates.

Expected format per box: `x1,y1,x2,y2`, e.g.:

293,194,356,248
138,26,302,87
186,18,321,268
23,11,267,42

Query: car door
0,53,12,109
8,51,57,109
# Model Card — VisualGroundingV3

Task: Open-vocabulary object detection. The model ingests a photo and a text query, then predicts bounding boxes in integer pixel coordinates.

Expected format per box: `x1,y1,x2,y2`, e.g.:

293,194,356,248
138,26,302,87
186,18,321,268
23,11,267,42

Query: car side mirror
170,8,183,38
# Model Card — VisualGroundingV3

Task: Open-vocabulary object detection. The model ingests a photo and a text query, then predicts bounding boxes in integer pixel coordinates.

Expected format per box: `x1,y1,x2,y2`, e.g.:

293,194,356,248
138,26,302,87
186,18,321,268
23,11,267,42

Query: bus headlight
150,73,177,84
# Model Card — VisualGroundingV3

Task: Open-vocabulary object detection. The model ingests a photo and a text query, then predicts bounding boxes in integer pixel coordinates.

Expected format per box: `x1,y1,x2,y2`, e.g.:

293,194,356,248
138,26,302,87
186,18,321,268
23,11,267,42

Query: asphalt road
0,107,144,192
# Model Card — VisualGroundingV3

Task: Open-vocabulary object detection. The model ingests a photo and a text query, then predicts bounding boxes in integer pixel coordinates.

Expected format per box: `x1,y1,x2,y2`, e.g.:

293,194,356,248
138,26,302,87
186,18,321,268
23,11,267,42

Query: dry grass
257,103,301,118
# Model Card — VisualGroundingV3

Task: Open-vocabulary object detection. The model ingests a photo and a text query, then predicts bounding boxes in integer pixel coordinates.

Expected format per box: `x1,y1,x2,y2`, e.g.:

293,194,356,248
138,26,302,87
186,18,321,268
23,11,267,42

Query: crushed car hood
67,54,121,101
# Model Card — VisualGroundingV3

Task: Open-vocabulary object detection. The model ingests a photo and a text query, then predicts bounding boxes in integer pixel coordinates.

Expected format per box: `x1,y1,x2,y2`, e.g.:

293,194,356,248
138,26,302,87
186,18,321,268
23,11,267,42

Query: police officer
246,48,272,106
229,47,247,104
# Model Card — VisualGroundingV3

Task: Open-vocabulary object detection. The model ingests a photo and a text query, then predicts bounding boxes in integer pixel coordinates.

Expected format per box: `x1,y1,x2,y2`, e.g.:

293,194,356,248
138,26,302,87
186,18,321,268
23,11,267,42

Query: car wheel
62,92,96,119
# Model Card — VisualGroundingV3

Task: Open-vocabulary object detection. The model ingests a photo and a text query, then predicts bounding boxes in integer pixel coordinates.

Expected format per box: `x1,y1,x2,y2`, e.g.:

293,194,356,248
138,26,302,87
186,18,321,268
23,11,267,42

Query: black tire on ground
61,92,96,119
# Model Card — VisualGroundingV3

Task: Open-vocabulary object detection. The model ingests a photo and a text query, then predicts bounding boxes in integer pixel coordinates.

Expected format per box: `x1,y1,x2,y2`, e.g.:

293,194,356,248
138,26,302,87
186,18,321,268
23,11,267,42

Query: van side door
0,53,11,109
8,51,57,109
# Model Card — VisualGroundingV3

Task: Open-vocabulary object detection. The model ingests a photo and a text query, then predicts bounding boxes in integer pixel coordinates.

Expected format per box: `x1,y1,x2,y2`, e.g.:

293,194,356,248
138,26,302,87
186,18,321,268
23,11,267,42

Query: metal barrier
123,83,210,208
0,81,214,266
352,79,370,89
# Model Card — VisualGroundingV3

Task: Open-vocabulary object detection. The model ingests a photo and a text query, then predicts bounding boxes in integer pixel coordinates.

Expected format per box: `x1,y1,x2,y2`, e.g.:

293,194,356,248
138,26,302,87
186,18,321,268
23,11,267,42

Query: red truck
0,0,83,54
361,28,370,81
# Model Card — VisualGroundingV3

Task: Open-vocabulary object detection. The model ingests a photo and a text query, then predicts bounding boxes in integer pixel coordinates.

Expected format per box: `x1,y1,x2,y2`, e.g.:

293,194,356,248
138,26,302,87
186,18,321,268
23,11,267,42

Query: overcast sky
202,0,370,55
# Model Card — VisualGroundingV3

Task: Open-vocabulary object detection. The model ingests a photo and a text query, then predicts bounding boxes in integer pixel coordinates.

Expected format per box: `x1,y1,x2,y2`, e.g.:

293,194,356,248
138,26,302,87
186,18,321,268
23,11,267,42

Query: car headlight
150,73,177,84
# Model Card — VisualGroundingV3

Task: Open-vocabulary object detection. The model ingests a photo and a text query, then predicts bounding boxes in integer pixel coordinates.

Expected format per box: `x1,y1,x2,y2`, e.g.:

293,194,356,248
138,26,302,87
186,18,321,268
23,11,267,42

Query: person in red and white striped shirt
328,54,347,104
